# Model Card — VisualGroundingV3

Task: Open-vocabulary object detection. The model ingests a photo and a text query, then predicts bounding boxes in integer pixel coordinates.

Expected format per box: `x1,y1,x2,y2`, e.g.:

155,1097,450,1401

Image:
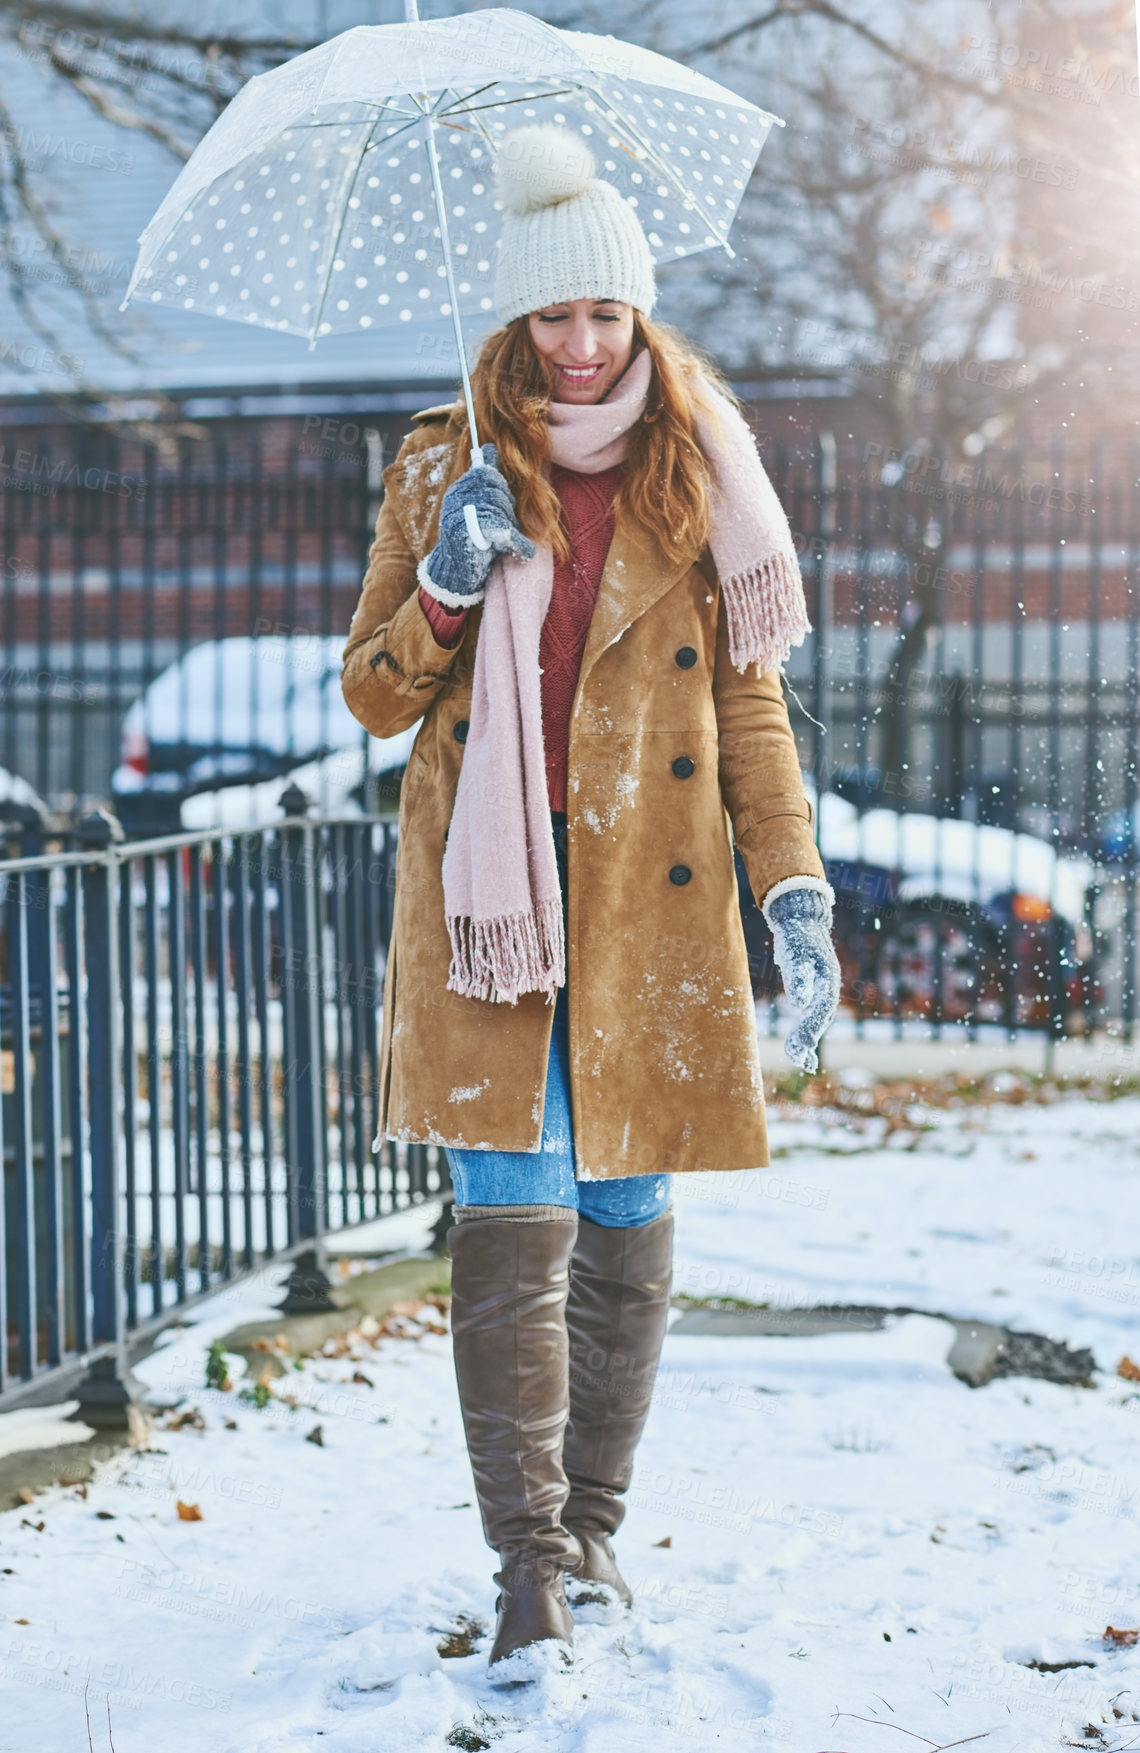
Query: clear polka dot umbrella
121,4,781,458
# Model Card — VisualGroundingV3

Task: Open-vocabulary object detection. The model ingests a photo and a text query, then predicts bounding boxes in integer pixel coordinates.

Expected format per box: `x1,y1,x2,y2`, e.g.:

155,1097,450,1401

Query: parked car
112,637,411,833
0,766,50,837
739,788,1096,1030
1100,802,1140,864
180,736,416,830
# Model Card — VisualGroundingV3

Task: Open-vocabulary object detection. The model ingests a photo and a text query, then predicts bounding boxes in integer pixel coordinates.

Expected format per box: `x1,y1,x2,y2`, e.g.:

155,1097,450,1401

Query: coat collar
388,415,708,663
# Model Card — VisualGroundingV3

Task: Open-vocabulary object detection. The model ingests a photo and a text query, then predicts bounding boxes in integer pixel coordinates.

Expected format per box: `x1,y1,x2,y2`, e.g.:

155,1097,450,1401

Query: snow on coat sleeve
342,436,469,740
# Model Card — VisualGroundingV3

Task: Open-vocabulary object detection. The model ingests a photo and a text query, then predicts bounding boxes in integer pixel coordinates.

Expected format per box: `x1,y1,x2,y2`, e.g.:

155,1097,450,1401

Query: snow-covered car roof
180,733,417,829
120,636,359,753
808,785,1093,928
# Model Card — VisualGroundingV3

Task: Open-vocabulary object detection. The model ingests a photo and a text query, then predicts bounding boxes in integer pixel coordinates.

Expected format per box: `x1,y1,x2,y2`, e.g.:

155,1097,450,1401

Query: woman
342,123,840,1669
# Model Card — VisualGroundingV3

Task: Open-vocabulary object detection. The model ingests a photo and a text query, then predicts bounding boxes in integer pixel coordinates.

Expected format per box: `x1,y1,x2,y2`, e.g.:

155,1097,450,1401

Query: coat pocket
399,748,430,824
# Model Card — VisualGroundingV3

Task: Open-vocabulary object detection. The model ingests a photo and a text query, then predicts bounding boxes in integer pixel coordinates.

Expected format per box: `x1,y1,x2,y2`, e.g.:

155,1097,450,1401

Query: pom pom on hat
494,124,597,216
491,123,657,323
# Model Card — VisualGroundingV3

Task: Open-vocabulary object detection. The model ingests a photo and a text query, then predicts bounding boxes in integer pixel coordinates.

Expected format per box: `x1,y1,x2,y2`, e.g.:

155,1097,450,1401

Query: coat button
453,719,469,744
669,864,692,886
672,756,695,779
675,646,697,669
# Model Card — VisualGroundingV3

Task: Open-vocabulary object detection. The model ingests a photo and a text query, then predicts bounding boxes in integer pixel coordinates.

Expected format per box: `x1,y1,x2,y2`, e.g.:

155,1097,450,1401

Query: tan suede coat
342,403,825,1178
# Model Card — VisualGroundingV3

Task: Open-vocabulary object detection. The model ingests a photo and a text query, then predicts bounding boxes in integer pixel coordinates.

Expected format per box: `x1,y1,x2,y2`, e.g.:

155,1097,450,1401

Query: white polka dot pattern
123,18,777,342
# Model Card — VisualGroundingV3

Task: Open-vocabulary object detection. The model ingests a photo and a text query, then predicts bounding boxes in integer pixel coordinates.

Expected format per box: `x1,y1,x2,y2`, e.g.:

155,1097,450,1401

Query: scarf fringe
446,896,566,1005
720,550,812,674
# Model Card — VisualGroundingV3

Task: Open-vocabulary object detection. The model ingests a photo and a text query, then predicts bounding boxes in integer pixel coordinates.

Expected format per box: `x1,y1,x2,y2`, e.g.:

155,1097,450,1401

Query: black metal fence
0,420,382,811
0,804,448,1411
3,416,1139,1403
780,434,1137,1039
1,420,1137,1035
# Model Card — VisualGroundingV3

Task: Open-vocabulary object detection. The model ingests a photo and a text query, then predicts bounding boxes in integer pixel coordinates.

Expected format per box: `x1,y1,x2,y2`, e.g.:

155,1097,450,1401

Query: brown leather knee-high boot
447,1206,582,1664
561,1210,674,1606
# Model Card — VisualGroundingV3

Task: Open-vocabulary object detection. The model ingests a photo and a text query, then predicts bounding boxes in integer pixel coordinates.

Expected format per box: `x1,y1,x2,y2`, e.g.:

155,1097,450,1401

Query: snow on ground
2,1091,1139,1753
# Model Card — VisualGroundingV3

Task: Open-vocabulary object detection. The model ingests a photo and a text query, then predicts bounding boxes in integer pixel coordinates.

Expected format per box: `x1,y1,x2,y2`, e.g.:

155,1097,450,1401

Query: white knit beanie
492,124,656,324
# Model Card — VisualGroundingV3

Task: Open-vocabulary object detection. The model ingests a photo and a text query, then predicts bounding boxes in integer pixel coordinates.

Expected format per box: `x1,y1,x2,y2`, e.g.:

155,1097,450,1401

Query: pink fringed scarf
440,346,809,1004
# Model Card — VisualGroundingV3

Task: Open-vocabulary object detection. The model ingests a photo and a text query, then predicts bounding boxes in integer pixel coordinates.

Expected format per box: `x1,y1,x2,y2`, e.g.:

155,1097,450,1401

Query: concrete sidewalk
757,1023,1140,1081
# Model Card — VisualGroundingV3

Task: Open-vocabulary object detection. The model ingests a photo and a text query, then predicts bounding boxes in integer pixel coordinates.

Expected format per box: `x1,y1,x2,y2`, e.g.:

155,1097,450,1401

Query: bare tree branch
678,0,1005,105
47,55,199,160
0,83,133,369
0,1,315,57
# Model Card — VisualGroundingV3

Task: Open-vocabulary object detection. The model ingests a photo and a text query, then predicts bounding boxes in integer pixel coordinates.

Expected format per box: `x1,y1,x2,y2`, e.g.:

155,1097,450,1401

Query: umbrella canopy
122,10,781,344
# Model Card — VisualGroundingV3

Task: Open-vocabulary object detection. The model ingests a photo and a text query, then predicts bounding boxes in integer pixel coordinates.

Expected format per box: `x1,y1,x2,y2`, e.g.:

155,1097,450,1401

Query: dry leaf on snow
176,1500,204,1522
166,1408,206,1431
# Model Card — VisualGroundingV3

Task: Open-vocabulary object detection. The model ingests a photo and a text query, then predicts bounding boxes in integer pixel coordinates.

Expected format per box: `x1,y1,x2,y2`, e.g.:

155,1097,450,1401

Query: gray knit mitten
418,442,536,608
763,882,841,1073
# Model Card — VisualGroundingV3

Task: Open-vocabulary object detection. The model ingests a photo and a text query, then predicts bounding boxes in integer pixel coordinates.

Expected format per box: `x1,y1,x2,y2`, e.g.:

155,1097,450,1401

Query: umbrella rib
585,84,736,259
433,79,503,112
435,86,579,119
309,85,475,342
362,113,434,153
309,117,389,345
300,108,420,127
307,87,457,339
453,104,503,167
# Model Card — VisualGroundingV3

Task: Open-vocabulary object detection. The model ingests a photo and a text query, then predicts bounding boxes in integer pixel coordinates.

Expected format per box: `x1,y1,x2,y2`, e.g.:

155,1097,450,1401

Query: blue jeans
445,815,673,1230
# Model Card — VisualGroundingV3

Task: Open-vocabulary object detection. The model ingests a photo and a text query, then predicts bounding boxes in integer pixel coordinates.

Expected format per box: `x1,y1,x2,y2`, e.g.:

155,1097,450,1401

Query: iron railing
1,421,1138,1034
0,806,449,1411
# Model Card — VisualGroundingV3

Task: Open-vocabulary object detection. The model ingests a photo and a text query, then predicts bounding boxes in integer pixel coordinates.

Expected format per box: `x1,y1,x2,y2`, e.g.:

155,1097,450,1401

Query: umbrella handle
463,445,491,546
464,502,491,553
463,448,492,551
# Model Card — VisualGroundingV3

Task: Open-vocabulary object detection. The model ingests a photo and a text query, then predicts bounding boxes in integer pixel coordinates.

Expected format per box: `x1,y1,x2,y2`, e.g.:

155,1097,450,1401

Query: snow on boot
489,1553,573,1666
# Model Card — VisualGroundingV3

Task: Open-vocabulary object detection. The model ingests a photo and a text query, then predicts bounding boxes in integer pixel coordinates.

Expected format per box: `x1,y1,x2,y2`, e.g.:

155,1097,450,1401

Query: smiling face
526,298,636,404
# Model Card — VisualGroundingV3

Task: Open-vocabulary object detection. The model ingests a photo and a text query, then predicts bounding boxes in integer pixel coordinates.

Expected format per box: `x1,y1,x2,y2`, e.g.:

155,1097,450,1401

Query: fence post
72,811,150,1437
810,432,836,1076
277,784,335,1314
812,430,836,806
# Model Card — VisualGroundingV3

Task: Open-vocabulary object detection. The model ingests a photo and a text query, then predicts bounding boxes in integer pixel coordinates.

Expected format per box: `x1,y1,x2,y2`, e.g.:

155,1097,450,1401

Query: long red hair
464,312,735,565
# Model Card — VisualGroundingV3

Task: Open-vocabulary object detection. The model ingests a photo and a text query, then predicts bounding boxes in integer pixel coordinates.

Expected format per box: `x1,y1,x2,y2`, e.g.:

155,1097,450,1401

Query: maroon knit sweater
419,460,624,812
